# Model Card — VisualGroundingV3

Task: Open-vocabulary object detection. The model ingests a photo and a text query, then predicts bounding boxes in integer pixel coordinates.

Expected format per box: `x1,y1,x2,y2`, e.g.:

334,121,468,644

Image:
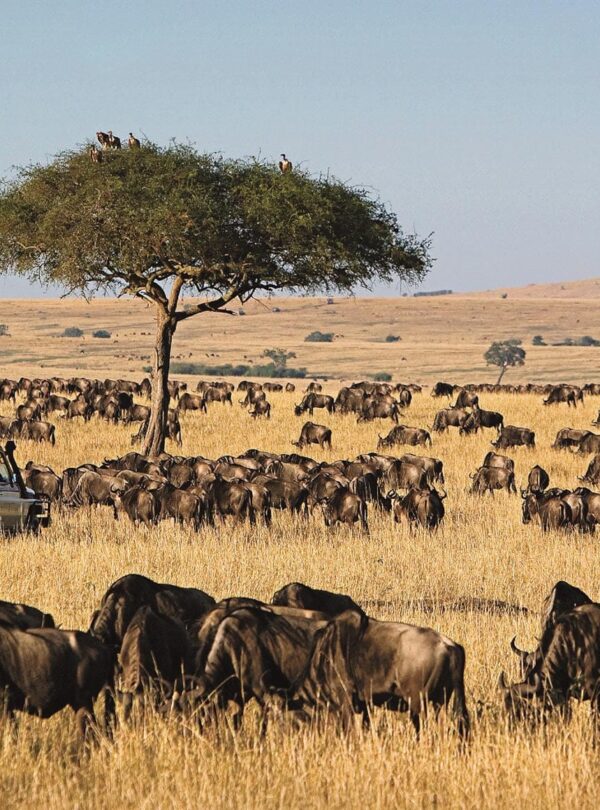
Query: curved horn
498,672,509,690
510,636,529,663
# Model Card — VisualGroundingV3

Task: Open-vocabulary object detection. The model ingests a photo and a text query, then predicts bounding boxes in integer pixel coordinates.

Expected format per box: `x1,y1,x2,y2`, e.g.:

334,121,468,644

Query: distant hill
465,276,600,299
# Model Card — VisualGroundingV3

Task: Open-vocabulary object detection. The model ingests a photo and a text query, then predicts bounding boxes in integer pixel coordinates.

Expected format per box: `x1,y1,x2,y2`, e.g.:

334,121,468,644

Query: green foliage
167,361,307,378
484,340,526,382
384,335,401,343
305,331,334,343
92,329,111,339
532,335,546,346
0,324,8,336
62,326,83,337
0,143,432,304
552,335,600,347
262,347,296,369
370,371,392,381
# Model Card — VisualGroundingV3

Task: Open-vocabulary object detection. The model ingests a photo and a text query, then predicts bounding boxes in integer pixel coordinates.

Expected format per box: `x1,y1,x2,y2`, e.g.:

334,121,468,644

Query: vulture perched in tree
278,153,293,174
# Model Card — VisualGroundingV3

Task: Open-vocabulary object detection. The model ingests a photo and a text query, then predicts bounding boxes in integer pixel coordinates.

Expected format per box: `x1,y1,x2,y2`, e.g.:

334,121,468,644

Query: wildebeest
377,425,431,449
294,393,335,416
271,582,361,616
492,425,535,450
293,609,469,736
577,432,600,456
579,454,600,485
431,381,455,398
398,454,445,485
90,574,215,646
319,488,368,532
481,451,514,472
64,470,127,512
117,606,193,718
0,599,55,629
358,398,401,424
452,389,479,409
293,422,332,450
500,603,600,719
543,385,579,407
469,466,516,495
391,487,446,529
23,462,62,502
177,393,207,414
527,465,550,493
521,490,572,531
11,419,56,445
552,428,590,450
249,399,271,419
431,408,469,433
0,622,114,738
114,486,159,527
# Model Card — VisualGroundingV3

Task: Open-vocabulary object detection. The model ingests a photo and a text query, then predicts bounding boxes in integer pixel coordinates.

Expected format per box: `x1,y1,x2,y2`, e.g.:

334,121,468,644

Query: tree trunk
495,363,508,385
142,309,176,456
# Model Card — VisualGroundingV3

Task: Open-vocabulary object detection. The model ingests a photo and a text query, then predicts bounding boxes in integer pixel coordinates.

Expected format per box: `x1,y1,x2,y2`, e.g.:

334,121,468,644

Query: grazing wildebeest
90,573,215,646
527,465,550,493
293,609,469,736
251,475,309,515
23,463,62,501
452,389,479,409
492,425,535,450
0,622,114,739
118,606,193,719
10,419,56,445
0,600,55,629
357,399,401,424
293,422,332,450
305,382,323,393
521,490,572,531
481,451,514,472
63,470,127,512
543,385,579,407
319,488,368,531
580,454,600,485
431,408,469,433
377,425,431,449
294,393,335,416
177,393,207,414
249,399,271,419
114,486,159,527
552,428,590,450
204,387,233,406
285,383,296,392
500,603,600,720
398,454,445,485
430,381,455,398
391,487,446,529
271,582,361,616
577,432,600,455
469,467,516,495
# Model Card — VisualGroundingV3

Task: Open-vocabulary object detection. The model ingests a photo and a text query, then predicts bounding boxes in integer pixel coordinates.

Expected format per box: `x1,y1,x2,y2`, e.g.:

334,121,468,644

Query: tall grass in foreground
0,391,599,808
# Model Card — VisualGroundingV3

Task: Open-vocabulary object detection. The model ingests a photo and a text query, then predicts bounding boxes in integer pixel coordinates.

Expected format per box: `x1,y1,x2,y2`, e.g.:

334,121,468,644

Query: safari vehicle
0,441,50,533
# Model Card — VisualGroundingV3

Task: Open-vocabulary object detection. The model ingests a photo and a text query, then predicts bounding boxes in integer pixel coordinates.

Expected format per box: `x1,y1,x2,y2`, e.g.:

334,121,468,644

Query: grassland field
1,362,600,808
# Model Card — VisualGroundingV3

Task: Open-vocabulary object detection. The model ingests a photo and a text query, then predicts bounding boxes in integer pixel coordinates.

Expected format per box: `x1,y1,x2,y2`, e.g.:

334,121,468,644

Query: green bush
384,335,401,343
62,326,84,338
0,324,8,337
92,329,111,339
305,331,334,343
369,371,392,381
532,335,546,346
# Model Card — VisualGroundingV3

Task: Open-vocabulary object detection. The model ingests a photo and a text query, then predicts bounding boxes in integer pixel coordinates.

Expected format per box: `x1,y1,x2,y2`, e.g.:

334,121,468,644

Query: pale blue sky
1,1,599,297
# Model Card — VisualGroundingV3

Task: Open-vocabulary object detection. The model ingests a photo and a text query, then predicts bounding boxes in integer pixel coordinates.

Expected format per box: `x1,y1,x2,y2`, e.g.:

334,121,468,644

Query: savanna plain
1,285,600,809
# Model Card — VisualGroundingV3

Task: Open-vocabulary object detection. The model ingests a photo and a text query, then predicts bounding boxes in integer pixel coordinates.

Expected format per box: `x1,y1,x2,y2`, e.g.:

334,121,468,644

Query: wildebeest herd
2,571,600,743
3,373,600,746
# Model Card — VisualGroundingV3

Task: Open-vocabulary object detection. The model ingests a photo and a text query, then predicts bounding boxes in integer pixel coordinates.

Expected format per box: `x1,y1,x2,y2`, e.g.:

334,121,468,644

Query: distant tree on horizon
0,142,431,454
484,339,526,384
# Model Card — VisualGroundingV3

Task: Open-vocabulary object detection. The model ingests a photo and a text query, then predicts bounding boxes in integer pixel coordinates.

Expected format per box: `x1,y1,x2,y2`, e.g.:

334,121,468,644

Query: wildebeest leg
75,701,97,745
410,711,421,738
102,687,116,735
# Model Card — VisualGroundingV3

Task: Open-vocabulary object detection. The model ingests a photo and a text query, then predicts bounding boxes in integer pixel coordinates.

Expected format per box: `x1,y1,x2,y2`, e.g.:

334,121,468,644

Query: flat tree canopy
0,142,432,454
484,339,526,384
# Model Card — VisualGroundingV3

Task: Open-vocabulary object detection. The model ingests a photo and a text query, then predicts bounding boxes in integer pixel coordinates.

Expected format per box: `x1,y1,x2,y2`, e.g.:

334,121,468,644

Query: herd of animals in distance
0,372,600,745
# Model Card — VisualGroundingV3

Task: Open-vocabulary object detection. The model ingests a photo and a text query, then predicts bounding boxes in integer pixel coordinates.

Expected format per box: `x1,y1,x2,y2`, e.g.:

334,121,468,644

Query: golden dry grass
2,276,600,386
0,384,600,809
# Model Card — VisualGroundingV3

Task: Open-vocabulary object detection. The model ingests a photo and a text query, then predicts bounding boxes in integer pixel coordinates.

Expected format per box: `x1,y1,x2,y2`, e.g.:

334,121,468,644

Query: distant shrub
0,324,9,337
62,326,83,338
92,329,111,339
413,289,453,298
577,335,600,347
385,335,401,343
370,371,392,381
501,293,508,299
305,331,334,343
532,335,546,346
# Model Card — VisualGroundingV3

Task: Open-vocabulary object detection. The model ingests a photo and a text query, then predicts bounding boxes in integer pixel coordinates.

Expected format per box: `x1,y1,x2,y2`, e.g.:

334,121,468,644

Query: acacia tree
0,143,432,454
484,339,526,384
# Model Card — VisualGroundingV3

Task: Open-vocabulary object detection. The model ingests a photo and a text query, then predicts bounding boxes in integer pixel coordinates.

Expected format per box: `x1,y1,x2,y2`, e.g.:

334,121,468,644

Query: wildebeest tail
448,643,470,738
